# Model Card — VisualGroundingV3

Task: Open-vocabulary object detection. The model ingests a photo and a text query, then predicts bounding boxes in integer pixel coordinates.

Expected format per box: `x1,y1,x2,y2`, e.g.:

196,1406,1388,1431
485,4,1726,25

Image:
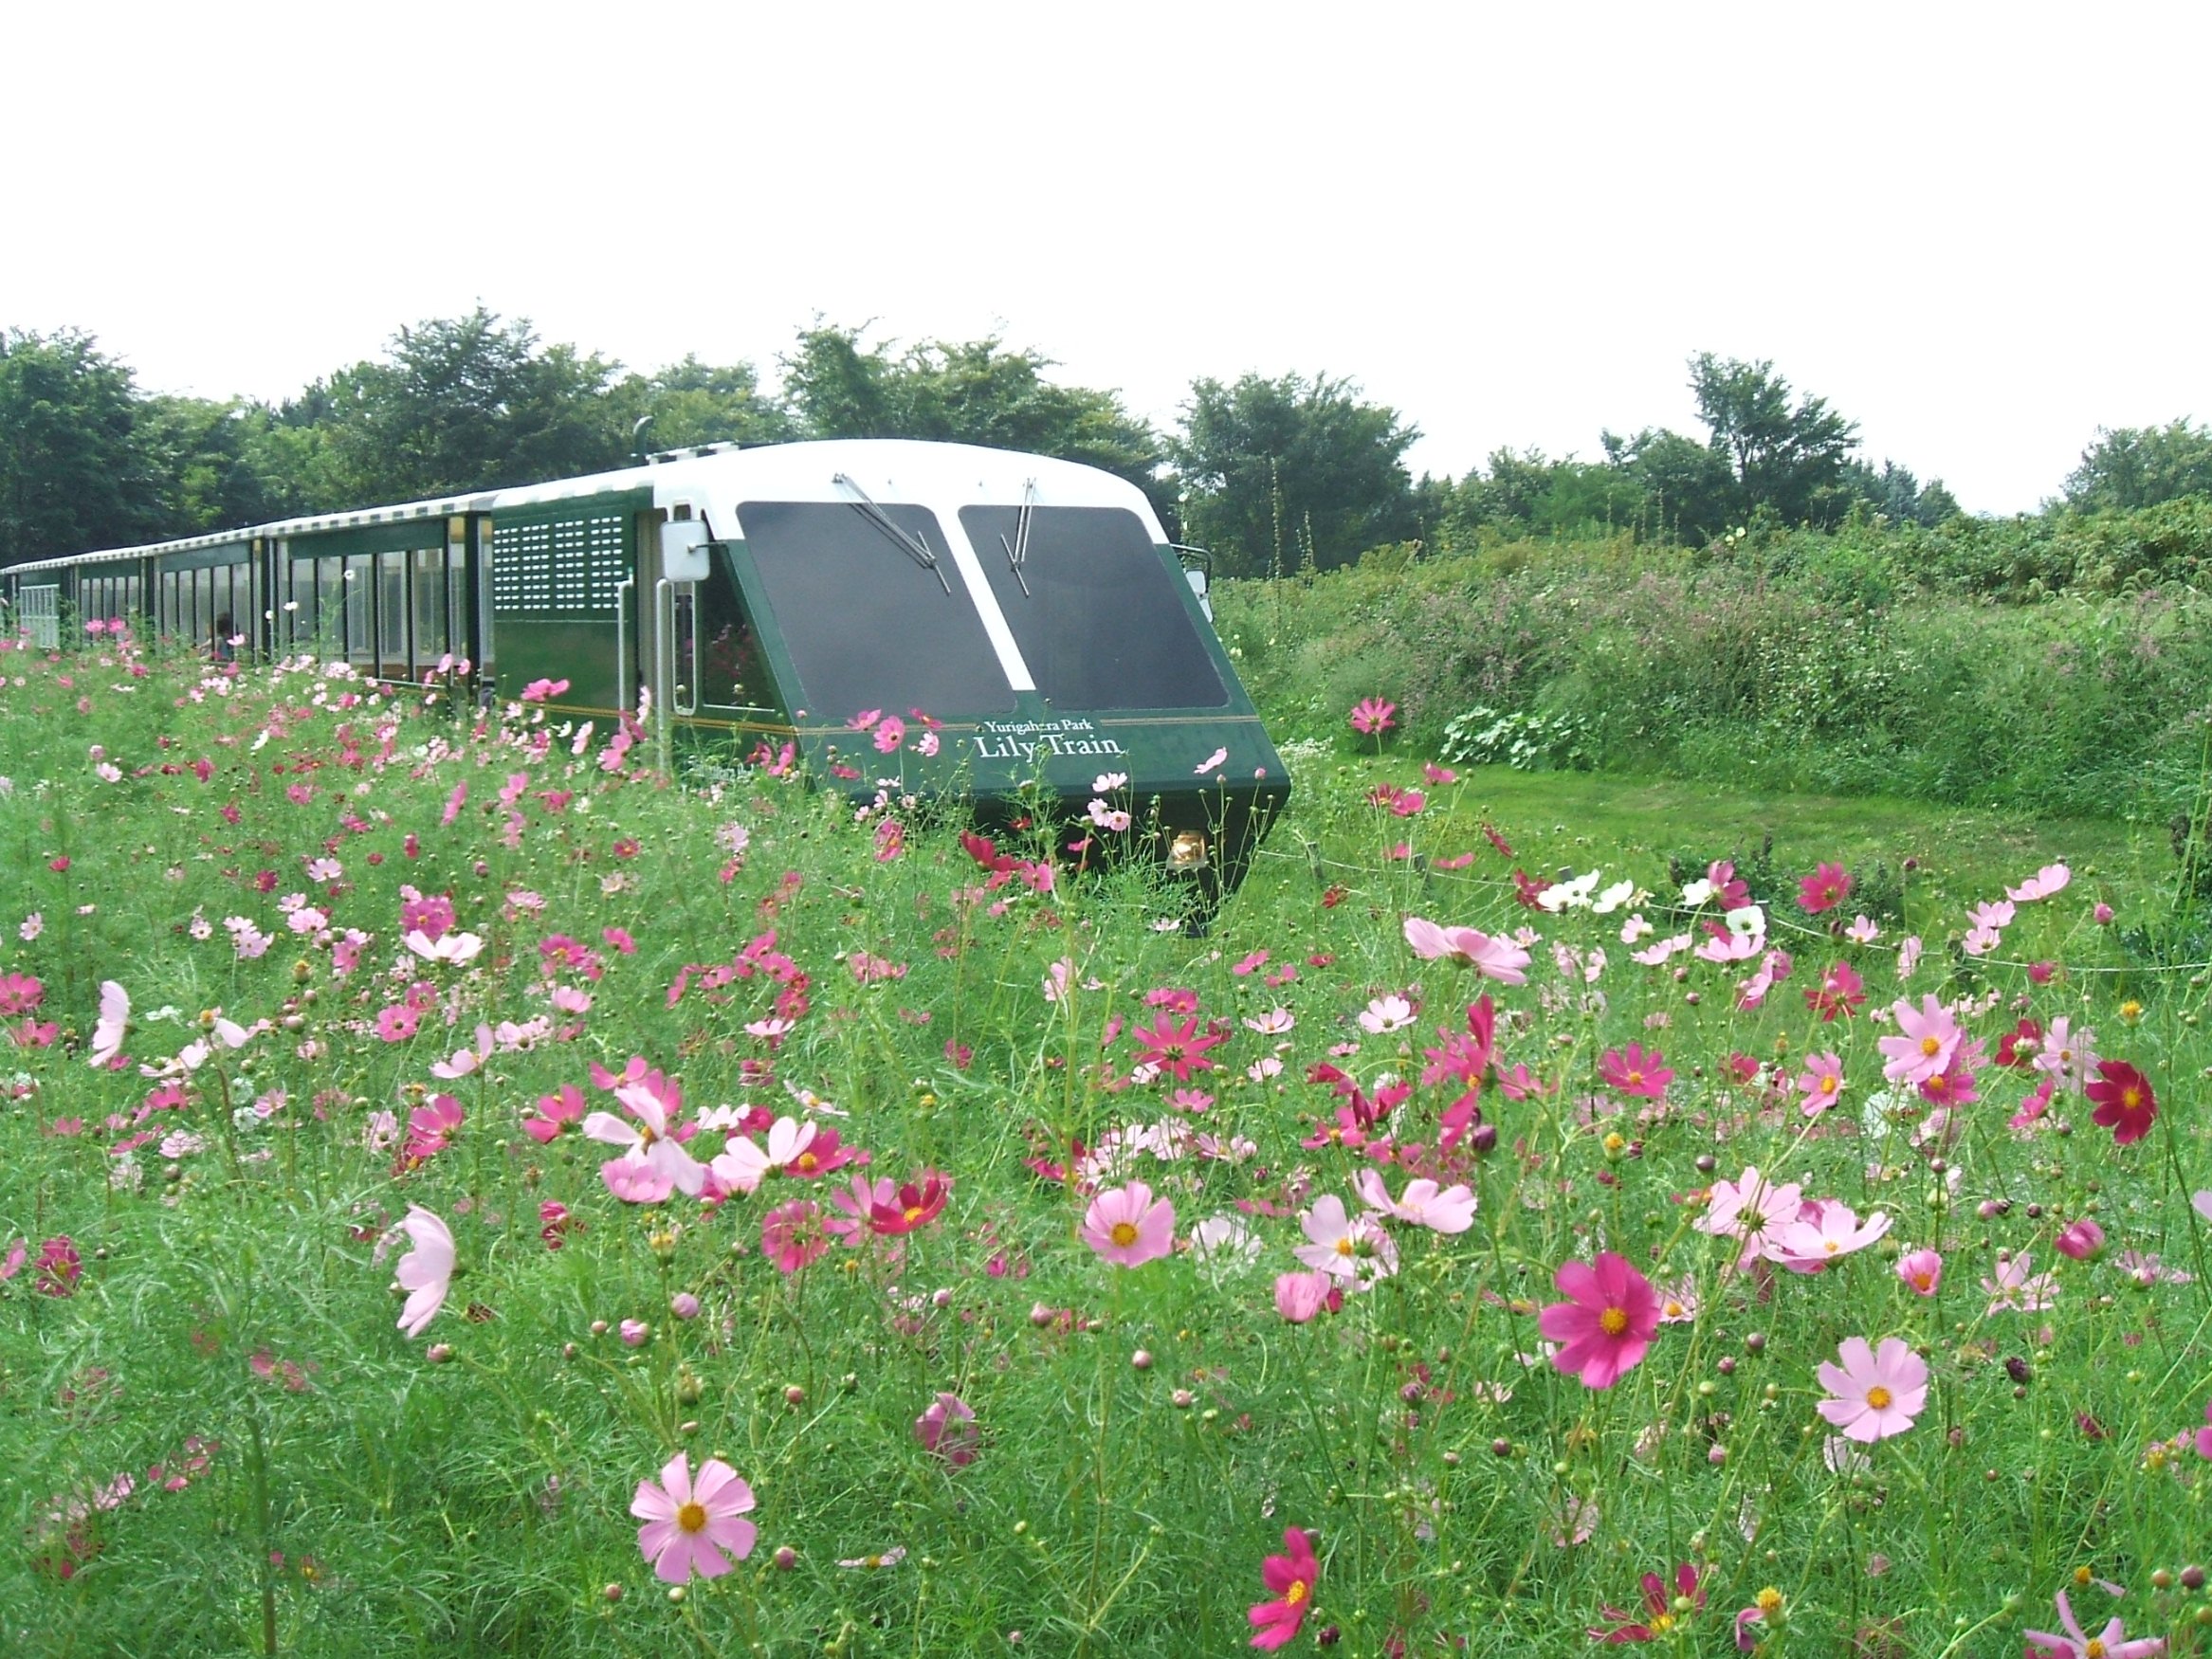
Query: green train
1,439,1289,901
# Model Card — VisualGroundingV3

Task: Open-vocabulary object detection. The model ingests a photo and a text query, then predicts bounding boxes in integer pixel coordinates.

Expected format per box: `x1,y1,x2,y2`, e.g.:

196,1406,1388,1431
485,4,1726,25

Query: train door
633,511,707,761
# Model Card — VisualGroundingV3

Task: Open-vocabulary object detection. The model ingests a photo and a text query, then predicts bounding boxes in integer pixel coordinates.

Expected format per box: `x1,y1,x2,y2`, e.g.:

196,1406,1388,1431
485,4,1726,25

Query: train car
2,440,1289,902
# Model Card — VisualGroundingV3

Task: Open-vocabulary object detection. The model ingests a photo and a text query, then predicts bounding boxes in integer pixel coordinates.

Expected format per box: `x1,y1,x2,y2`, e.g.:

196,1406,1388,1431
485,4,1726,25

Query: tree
780,325,1161,503
613,356,795,454
1687,353,1860,529
2064,419,2212,512
1600,427,1740,544
1837,457,1961,527
310,308,629,506
1169,373,1419,576
0,329,164,567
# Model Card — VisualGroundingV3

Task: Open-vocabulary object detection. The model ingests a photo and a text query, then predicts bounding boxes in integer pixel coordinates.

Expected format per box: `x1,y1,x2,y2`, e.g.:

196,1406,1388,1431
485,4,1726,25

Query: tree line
5,311,2207,576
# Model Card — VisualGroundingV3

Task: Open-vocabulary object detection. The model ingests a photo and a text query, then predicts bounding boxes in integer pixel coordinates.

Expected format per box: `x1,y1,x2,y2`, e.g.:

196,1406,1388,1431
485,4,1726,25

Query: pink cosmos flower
1774,1200,1891,1272
1877,994,1961,1085
583,1082,706,1197
1273,1270,1336,1322
393,1207,454,1339
761,1200,829,1274
2023,1587,2165,1658
1796,1051,1845,1115
2033,1015,2096,1091
1295,1194,1398,1286
1347,697,1396,737
1896,1249,1943,1296
1352,1167,1476,1234
1599,1042,1672,1098
2054,1218,2106,1261
631,1452,757,1583
1983,1251,2059,1314
1697,1166,1804,1270
2007,863,2072,903
1248,1526,1320,1650
1081,1181,1176,1267
712,1115,818,1194
1798,862,1852,914
1539,1250,1659,1390
1817,1336,1928,1441
88,980,129,1068
1401,915,1530,984
2197,1397,2212,1461
914,1393,978,1467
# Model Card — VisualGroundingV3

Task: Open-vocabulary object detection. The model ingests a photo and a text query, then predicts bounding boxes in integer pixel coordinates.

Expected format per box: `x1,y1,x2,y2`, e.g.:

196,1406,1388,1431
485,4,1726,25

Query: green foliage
2064,416,2212,512
1687,351,1861,529
1437,703,1594,772
781,324,1161,503
1168,372,1418,576
302,308,631,505
612,355,795,453
0,328,164,566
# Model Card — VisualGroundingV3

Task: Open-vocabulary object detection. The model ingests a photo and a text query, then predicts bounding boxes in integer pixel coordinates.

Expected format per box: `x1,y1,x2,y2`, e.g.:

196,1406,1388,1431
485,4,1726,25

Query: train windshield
959,505,1228,711
735,501,1017,720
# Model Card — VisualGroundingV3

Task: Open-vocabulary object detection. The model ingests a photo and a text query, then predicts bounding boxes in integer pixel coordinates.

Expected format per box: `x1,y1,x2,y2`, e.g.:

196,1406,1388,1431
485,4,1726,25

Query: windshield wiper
832,473,951,593
997,479,1036,596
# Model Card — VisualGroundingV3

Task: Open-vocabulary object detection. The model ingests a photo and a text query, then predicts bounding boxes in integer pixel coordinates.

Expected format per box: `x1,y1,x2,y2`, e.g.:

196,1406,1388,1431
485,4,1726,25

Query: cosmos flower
1539,1250,1659,1390
393,1207,454,1340
631,1453,757,1583
1248,1526,1320,1650
1816,1337,1928,1442
1081,1181,1175,1267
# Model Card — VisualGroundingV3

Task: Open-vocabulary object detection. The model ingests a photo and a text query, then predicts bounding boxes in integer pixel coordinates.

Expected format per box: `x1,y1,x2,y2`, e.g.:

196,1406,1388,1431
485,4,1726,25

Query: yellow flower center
1756,1587,1783,1613
1599,1305,1629,1337
1286,1579,1309,1607
1865,1385,1892,1411
2122,1087,2143,1110
1334,1236,1356,1256
1919,1035,1941,1058
2086,1641,2107,1659
1625,1070,1643,1087
1651,1613,1675,1634
1110,1221,1140,1248
904,1205,925,1224
676,1501,708,1534
1819,1076,1837,1095
795,1152,818,1173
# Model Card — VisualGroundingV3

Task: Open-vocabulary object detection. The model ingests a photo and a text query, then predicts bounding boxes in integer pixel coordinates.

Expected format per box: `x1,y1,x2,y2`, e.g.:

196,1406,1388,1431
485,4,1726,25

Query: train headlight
1166,830,1210,871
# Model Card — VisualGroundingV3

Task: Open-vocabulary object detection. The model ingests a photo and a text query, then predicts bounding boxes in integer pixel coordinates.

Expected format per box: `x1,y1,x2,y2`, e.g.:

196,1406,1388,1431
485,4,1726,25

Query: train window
413,546,447,670
345,556,373,668
699,546,777,713
734,501,1015,720
959,505,1229,711
447,544,469,666
291,558,317,643
377,551,410,680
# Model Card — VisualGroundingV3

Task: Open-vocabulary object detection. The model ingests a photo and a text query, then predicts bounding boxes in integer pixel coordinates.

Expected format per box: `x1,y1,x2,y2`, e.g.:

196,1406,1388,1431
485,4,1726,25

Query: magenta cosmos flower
393,1206,454,1340
1539,1251,1659,1390
1599,1042,1672,1099
1081,1181,1175,1267
1797,862,1852,914
631,1452,757,1583
1247,1526,1320,1650
914,1392,978,1467
1816,1336,1928,1442
1347,697,1396,737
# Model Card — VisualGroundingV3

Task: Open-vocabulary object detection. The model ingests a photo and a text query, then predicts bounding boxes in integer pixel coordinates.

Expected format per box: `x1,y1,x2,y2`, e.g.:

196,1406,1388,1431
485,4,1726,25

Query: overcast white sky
6,2,2206,515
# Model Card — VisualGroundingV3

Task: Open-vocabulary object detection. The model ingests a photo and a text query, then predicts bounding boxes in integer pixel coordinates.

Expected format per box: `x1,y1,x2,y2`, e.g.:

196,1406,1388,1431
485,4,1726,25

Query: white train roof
8,440,1166,574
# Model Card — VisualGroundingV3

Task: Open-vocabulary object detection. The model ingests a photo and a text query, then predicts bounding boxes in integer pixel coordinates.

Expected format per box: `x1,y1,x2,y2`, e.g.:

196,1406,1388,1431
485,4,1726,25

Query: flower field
2,632,2209,1657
